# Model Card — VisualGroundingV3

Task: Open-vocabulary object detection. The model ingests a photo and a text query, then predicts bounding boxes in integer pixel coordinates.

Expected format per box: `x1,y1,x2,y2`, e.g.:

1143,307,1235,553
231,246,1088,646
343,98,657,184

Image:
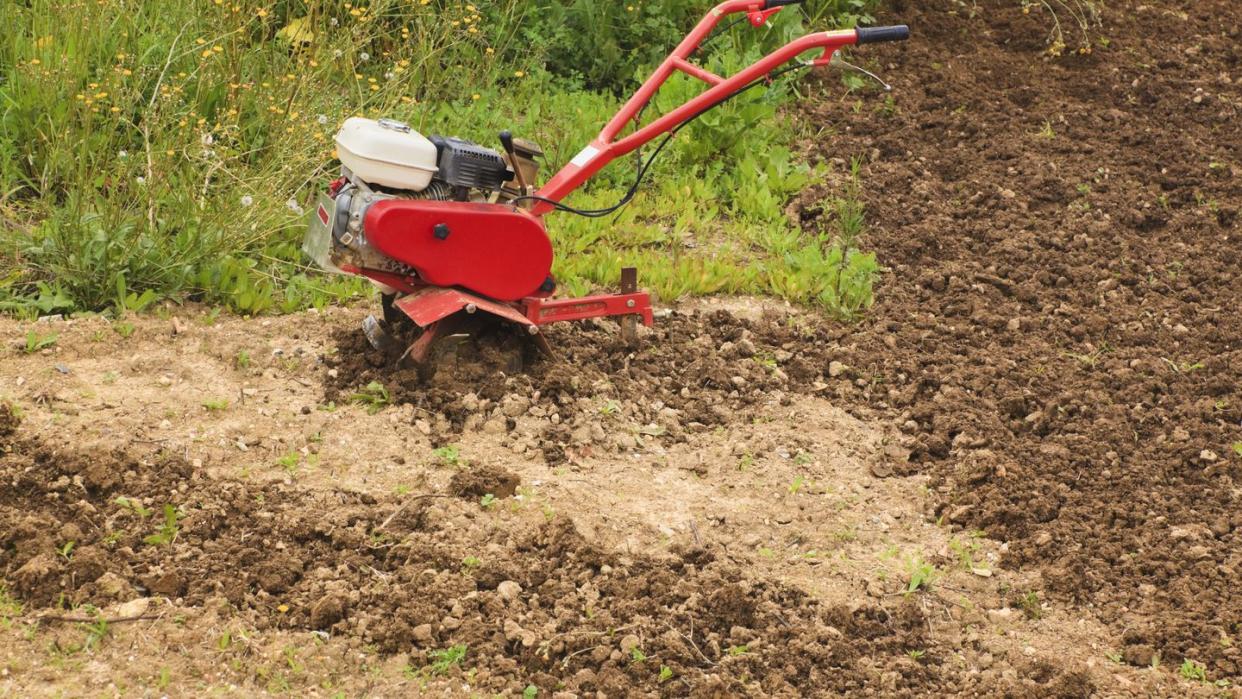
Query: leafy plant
905,556,937,594
349,382,391,415
0,584,23,627
23,329,57,353
83,616,110,651
630,647,648,664
276,452,300,473
202,398,229,411
1180,658,1207,682
480,493,497,509
1017,591,1043,620
433,445,461,466
424,644,468,676
949,531,985,571
658,665,674,682
114,496,153,518
143,504,181,546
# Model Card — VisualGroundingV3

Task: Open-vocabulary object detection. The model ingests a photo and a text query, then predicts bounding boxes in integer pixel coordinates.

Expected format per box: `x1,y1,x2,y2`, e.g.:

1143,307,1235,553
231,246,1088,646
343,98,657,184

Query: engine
315,117,541,284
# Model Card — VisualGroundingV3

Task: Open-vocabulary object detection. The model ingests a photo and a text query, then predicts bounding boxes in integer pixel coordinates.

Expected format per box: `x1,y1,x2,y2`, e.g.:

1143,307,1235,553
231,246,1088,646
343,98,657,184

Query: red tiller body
364,199,552,302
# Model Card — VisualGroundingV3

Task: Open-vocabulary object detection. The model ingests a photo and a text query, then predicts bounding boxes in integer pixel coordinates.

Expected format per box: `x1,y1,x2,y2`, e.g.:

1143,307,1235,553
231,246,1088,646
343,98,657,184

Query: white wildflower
359,52,370,62
240,195,254,207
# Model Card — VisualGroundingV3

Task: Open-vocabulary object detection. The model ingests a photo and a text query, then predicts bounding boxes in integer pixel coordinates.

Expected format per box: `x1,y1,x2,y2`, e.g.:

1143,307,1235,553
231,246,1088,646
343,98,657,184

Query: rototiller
304,0,908,363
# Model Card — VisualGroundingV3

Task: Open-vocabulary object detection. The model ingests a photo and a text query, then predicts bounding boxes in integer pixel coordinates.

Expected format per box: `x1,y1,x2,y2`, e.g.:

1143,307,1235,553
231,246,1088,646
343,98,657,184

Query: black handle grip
855,25,910,45
499,130,515,155
762,0,804,9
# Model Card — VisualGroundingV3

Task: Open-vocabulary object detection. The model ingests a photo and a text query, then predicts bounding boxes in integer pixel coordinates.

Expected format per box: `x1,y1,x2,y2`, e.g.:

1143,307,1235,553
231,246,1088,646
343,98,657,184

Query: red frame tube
531,1,860,215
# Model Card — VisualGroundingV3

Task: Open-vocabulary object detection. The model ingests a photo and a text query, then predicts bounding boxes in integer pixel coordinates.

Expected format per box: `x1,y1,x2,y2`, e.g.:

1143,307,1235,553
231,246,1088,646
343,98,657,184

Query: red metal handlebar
531,0,859,216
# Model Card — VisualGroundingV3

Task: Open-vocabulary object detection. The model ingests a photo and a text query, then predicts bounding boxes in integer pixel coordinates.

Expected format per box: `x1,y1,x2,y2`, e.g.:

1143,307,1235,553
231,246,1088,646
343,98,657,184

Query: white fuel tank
334,117,438,191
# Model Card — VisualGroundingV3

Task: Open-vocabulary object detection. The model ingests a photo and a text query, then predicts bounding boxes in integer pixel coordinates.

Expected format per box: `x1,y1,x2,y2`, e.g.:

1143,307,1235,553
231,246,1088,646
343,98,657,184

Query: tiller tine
362,314,398,352
389,287,550,366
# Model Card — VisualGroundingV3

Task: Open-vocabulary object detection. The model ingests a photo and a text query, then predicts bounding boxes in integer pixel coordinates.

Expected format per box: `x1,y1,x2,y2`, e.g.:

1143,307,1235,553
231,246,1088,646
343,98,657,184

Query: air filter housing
428,135,511,191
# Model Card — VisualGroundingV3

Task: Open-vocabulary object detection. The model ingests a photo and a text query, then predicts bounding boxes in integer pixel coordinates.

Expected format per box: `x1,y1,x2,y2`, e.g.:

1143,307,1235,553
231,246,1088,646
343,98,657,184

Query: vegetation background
1,0,890,321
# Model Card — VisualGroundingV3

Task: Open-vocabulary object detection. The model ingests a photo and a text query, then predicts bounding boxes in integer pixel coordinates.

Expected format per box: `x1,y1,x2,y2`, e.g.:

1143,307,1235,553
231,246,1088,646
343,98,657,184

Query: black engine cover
429,136,510,191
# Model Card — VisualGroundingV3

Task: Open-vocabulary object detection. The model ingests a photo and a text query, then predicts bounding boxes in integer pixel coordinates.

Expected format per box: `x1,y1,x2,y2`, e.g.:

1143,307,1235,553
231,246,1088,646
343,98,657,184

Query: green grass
2,0,881,319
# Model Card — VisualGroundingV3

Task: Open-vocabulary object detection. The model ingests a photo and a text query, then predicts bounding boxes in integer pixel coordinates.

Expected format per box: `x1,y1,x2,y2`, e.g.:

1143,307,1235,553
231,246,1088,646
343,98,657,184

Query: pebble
618,634,641,654
987,607,1014,624
828,361,847,378
117,597,151,618
497,580,522,602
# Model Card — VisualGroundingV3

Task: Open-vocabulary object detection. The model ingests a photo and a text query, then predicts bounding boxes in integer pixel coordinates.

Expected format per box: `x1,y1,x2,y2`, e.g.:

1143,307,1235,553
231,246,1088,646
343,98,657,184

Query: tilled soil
797,0,1242,680
2,1,1238,695
0,429,1086,697
325,311,843,463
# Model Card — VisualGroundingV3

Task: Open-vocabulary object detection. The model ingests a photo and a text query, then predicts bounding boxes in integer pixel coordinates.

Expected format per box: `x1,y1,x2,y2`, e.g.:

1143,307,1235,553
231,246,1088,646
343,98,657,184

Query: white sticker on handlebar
570,145,600,168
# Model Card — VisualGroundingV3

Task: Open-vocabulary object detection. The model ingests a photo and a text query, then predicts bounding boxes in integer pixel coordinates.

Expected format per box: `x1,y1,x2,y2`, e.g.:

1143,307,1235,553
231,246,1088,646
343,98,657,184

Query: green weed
905,556,937,595
424,644,468,677
349,382,390,414
433,445,461,466
1017,591,1043,620
142,504,181,546
1180,658,1207,682
114,496,153,519
1,0,880,319
0,584,23,628
949,531,985,571
202,398,229,411
23,329,57,353
276,452,299,473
